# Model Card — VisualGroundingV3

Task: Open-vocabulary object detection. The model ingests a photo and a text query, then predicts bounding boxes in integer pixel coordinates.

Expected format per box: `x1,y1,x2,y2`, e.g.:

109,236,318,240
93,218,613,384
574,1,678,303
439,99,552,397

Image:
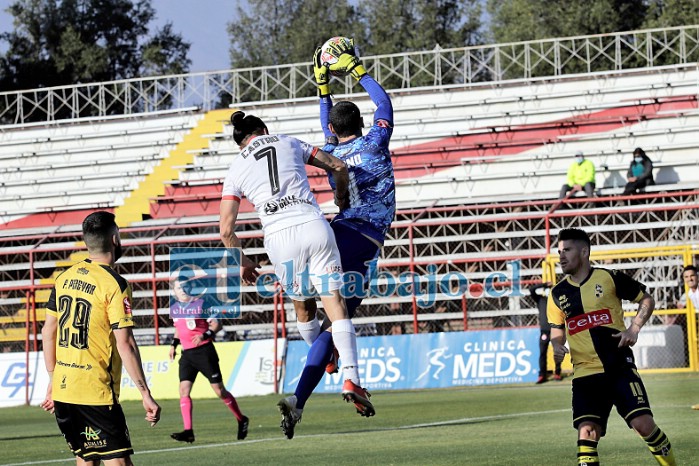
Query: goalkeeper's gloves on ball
313,47,330,96
329,52,367,81
325,37,356,58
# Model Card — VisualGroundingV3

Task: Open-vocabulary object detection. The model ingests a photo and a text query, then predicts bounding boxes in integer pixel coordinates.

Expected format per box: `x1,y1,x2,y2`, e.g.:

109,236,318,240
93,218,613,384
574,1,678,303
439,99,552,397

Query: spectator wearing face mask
622,147,654,195
559,151,596,199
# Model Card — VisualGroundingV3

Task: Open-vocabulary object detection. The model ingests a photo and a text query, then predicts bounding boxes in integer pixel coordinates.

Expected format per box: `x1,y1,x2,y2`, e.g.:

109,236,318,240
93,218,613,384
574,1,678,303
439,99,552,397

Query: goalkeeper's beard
114,242,123,262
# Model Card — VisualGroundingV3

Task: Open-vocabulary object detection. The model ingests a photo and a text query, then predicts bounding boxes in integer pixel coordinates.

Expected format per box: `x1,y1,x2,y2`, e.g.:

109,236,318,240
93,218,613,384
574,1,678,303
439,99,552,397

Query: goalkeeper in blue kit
277,39,396,439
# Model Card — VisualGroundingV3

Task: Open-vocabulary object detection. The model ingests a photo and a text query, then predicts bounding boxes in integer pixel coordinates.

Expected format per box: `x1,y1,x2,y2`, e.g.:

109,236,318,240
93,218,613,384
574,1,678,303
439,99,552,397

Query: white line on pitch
0,409,584,466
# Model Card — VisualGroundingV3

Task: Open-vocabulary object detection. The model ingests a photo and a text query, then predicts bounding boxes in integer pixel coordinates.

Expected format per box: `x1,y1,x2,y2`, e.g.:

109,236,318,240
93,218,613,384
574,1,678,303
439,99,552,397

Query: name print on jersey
240,136,280,158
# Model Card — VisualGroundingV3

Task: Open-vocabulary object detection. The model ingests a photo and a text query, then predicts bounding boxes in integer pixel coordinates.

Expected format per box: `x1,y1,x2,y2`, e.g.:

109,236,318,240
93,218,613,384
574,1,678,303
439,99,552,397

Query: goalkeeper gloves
313,47,330,96
328,53,367,81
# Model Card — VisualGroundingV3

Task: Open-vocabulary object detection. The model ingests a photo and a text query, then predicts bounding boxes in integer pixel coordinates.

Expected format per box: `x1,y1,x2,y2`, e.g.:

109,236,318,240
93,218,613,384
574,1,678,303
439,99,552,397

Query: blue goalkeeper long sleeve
320,74,395,245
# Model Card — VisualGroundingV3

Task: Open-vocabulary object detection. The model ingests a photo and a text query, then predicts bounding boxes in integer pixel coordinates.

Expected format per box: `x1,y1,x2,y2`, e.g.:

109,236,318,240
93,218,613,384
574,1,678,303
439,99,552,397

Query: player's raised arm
308,149,349,209
114,327,161,426
326,42,393,127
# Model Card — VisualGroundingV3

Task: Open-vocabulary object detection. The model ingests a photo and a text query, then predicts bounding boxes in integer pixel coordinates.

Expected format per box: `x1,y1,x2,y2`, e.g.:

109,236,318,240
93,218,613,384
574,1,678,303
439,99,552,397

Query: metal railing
1,25,699,124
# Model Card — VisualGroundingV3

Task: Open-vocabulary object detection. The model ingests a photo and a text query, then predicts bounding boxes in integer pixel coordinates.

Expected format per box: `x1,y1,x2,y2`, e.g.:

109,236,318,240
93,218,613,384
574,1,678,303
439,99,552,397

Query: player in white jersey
219,111,374,437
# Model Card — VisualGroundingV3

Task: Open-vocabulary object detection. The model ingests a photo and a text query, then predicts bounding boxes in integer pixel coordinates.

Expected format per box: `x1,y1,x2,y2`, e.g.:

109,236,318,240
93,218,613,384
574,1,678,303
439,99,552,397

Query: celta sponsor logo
453,340,532,380
325,346,401,386
566,309,612,335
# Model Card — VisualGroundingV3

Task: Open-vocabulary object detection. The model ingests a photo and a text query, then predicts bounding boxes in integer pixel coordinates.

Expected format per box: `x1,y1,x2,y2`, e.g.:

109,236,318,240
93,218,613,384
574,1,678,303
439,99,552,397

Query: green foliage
643,0,699,28
227,0,364,100
485,0,662,78
487,0,647,43
361,0,481,55
0,0,190,94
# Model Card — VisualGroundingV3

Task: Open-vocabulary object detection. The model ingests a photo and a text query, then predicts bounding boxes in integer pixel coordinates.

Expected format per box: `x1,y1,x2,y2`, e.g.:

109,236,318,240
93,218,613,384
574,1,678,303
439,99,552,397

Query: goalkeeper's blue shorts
331,221,380,318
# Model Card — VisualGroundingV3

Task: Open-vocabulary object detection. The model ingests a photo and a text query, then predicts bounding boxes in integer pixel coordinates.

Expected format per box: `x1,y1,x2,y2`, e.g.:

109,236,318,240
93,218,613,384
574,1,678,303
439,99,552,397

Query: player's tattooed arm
613,292,654,347
631,292,655,330
310,150,350,209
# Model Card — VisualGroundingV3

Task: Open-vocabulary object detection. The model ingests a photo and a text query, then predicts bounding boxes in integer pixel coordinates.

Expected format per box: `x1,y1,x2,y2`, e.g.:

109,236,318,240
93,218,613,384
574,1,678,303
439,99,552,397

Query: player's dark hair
557,228,591,248
329,101,362,137
683,265,698,274
230,111,267,145
82,211,118,254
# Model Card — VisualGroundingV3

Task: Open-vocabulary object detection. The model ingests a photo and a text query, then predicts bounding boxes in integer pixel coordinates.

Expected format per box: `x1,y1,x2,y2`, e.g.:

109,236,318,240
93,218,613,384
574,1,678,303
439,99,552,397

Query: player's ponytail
231,111,268,146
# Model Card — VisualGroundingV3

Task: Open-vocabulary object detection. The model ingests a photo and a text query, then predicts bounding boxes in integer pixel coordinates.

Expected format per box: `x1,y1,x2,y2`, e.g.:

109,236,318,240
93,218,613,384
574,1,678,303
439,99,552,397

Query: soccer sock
642,426,676,466
331,319,360,385
297,317,321,346
222,392,243,422
180,396,193,430
294,330,334,409
577,439,599,465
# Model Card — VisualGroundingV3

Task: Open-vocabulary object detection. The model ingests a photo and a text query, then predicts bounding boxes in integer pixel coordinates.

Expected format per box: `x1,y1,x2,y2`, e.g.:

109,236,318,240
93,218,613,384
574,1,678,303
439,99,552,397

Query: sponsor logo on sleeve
123,297,132,315
566,309,612,335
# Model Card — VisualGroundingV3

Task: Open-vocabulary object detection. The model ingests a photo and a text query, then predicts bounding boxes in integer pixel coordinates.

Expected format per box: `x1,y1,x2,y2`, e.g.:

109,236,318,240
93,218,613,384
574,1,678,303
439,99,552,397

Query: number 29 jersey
222,134,324,236
46,259,134,405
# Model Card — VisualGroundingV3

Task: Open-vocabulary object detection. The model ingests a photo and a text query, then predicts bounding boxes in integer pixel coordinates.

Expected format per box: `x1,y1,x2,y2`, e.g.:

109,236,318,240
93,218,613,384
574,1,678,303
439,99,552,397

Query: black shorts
179,342,223,384
54,401,133,461
572,367,653,436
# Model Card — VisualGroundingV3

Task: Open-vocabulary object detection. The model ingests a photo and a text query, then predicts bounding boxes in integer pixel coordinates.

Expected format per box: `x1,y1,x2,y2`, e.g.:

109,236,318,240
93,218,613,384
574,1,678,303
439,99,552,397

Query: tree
0,0,190,93
643,0,699,28
227,0,362,69
487,0,647,43
361,0,482,55
486,0,649,78
227,0,363,100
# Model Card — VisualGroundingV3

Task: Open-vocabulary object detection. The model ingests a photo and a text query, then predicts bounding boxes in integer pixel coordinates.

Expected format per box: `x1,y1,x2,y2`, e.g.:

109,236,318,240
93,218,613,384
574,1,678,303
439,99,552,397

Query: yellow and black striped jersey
46,259,134,405
547,267,645,379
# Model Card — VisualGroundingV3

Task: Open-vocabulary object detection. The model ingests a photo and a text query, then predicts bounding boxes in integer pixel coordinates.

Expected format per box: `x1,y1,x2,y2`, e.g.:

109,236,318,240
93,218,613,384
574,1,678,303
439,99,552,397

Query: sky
0,0,235,73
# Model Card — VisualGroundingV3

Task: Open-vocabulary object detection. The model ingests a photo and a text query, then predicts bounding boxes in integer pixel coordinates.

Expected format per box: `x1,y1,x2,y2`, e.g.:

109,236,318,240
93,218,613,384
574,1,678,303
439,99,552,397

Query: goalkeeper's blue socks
294,330,334,409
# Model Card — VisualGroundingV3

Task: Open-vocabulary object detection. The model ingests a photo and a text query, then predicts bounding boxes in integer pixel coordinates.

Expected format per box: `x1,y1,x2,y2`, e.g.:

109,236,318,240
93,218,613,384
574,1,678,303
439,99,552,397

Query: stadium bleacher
0,36,697,351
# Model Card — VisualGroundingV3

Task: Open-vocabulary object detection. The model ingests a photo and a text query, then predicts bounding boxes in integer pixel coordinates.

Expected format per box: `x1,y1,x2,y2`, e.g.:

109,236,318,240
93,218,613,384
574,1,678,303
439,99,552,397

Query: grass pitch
0,373,696,465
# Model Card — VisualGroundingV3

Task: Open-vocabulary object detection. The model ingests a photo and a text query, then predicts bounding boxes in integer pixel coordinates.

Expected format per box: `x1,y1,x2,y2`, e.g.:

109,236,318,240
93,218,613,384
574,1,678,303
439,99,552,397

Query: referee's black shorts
572,366,653,436
54,401,133,461
179,342,223,384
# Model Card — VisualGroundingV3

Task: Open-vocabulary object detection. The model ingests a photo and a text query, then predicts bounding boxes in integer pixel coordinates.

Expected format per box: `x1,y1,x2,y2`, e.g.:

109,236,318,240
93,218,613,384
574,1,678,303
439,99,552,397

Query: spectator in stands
529,282,562,383
559,151,596,199
622,147,654,195
677,265,699,311
675,265,699,411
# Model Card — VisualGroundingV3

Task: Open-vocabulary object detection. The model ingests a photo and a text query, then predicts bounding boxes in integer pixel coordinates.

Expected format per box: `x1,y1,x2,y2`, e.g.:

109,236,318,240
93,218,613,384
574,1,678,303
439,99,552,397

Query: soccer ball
319,36,354,76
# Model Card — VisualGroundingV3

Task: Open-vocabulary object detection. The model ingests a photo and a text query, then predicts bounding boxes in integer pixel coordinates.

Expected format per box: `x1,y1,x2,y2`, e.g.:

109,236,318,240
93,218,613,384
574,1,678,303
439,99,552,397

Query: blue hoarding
283,328,540,393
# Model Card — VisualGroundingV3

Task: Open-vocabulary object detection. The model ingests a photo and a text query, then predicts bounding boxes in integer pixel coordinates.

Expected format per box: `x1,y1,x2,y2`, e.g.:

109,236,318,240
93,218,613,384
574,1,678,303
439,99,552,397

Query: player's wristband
202,330,215,341
171,338,180,348
317,83,330,96
350,64,367,81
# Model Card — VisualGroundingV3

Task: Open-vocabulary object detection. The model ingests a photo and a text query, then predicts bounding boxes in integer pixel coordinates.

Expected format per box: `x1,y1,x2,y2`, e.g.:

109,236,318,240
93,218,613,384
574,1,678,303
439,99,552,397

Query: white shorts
264,219,343,300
